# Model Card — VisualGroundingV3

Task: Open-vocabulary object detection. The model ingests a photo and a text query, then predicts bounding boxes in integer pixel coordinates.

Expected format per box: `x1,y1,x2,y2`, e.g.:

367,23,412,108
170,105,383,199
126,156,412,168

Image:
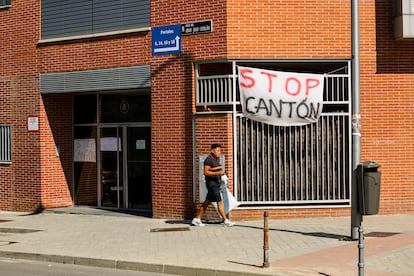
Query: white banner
238,66,325,126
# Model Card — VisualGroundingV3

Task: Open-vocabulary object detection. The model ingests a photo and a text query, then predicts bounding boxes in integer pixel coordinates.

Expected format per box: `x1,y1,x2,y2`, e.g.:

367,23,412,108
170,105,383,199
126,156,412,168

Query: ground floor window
0,125,11,164
195,60,351,207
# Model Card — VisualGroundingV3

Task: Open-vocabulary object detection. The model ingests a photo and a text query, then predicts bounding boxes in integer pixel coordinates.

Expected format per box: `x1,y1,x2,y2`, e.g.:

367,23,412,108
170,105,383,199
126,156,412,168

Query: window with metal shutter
0,0,11,7
41,0,150,40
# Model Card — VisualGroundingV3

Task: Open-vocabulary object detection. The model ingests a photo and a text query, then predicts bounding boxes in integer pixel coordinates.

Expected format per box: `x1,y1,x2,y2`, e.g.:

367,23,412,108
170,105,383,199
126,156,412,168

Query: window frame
0,125,12,164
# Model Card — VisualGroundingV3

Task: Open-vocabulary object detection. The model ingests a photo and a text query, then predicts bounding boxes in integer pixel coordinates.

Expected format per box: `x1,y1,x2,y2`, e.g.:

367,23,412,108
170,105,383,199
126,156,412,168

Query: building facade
0,0,413,219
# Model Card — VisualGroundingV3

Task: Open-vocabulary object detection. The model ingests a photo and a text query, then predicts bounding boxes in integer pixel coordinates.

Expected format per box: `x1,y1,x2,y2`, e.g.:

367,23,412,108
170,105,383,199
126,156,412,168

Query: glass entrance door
126,127,151,209
100,127,124,208
99,126,151,210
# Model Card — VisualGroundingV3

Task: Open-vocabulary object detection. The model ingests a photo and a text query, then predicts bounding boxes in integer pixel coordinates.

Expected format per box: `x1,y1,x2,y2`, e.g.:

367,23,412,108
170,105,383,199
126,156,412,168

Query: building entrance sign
152,24,181,56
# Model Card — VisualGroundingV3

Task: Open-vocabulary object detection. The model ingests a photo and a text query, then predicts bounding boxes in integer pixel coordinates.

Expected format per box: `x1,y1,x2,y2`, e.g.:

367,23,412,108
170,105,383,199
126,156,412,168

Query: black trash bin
357,161,381,215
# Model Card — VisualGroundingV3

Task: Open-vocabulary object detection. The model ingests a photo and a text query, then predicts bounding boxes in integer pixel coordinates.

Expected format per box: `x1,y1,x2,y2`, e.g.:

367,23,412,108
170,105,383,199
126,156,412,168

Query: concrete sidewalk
0,207,412,276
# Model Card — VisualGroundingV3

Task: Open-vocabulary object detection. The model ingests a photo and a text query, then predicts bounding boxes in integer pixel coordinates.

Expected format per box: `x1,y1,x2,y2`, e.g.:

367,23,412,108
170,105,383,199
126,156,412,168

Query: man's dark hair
210,143,221,149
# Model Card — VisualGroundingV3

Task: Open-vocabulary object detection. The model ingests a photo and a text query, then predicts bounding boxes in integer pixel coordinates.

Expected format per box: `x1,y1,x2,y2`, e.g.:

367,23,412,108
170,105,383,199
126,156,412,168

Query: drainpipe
351,0,362,240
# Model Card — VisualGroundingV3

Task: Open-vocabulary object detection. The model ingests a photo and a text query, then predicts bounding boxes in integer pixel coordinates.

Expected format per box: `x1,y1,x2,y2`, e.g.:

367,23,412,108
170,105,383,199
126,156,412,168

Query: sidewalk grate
150,227,190,232
365,232,400,237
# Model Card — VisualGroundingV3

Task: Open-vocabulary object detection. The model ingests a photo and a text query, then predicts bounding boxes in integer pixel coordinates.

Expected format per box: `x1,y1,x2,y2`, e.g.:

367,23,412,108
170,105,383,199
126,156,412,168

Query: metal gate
196,61,352,207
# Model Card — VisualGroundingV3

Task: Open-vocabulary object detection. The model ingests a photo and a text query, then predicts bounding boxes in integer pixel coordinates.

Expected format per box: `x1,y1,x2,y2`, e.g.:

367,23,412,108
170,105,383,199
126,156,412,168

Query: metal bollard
358,221,364,276
263,211,269,268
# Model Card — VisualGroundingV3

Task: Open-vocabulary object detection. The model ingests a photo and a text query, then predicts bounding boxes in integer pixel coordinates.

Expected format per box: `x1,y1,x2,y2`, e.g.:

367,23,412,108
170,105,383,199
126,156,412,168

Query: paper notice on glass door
74,138,96,162
100,137,122,152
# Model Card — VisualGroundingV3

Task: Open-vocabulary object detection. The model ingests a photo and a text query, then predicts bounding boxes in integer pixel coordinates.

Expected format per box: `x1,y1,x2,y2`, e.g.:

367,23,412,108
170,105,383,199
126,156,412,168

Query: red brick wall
359,1,414,214
150,56,193,218
0,1,72,211
0,1,42,211
151,1,228,60
40,94,73,208
38,35,151,73
188,0,414,220
0,79,16,210
227,0,351,59
222,0,353,219
150,1,228,218
191,114,233,220
1,0,413,218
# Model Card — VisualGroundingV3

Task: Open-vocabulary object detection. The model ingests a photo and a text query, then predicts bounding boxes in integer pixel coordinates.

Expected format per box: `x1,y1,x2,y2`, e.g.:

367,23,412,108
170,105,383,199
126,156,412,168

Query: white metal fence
235,113,350,205
196,75,235,106
196,62,351,206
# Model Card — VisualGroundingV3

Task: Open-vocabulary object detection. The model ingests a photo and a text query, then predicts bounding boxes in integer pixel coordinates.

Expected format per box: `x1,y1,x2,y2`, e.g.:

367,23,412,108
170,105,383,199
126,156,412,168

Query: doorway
100,126,151,209
73,92,151,211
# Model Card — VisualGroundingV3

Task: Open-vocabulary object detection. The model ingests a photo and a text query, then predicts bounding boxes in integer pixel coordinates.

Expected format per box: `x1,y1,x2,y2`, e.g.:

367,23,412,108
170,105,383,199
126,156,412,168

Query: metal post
358,219,364,275
263,211,269,268
351,0,362,240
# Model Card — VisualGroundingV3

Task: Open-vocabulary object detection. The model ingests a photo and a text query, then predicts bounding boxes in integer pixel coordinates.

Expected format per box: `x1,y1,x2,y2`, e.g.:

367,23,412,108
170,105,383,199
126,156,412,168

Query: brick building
0,0,413,220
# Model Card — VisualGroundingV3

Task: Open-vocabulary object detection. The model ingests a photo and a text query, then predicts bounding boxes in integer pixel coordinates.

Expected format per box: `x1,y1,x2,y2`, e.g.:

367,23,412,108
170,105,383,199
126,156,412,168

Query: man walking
192,144,235,227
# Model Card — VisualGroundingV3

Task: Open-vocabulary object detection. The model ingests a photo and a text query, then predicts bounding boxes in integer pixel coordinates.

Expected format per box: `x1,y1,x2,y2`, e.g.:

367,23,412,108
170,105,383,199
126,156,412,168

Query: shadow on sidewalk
235,224,350,240
165,219,351,240
20,204,44,216
25,206,152,218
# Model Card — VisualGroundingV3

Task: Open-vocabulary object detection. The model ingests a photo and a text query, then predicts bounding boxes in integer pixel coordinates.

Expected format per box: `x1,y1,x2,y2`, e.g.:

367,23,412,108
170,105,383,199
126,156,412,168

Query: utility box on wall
393,0,414,39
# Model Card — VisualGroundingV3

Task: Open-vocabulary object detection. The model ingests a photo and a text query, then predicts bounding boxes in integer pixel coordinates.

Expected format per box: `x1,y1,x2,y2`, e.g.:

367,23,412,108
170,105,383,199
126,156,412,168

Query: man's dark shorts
206,180,222,202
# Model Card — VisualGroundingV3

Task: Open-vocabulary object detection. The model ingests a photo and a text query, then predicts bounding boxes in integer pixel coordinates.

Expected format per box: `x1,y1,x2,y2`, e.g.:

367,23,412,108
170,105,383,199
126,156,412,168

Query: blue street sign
152,24,181,56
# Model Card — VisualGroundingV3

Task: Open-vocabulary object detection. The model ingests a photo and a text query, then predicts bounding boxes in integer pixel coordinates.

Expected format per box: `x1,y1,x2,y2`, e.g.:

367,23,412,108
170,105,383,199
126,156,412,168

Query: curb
0,250,282,276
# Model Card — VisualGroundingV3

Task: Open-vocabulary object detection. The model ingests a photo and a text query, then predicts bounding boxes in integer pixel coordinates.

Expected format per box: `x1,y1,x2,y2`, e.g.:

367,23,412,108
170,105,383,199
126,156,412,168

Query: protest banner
238,66,325,126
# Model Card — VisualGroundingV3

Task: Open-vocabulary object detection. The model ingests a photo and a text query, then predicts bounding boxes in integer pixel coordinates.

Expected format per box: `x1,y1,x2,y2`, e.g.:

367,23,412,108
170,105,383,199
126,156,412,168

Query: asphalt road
0,257,174,276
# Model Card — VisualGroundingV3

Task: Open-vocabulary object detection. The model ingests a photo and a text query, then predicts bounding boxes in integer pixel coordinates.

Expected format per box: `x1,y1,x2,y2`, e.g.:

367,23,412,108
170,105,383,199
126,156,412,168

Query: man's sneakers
223,219,235,227
191,218,205,226
192,217,235,227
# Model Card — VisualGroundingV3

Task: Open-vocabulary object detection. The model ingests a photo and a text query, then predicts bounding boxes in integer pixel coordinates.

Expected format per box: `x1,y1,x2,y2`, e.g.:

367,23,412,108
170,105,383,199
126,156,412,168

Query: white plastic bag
212,175,240,215
217,187,240,215
220,174,229,189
